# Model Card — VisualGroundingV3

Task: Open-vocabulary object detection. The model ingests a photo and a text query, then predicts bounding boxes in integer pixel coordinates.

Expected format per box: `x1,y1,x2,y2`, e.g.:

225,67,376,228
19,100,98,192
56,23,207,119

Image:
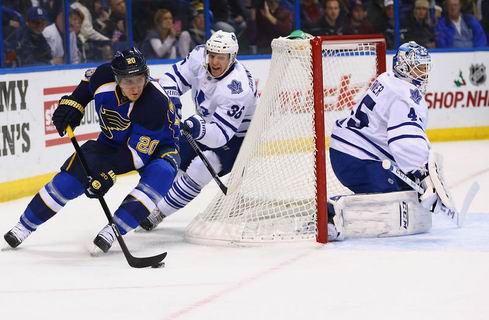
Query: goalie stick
182,130,228,195
66,126,167,268
382,159,479,227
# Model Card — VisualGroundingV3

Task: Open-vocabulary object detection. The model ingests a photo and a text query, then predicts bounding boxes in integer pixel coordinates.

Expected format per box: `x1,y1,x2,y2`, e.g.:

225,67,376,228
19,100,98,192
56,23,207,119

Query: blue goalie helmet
111,47,149,81
393,41,432,94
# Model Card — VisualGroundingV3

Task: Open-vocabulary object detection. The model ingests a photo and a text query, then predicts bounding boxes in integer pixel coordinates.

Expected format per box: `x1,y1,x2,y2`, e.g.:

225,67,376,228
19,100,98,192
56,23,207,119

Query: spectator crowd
2,0,488,67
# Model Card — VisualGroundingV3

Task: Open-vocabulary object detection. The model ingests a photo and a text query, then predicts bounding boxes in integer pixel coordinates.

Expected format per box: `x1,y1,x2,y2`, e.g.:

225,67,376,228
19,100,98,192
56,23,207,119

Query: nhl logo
469,64,486,86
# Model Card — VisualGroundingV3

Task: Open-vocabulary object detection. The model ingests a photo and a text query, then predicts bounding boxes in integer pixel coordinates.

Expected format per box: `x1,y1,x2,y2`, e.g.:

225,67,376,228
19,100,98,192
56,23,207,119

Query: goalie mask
205,30,239,78
393,41,432,94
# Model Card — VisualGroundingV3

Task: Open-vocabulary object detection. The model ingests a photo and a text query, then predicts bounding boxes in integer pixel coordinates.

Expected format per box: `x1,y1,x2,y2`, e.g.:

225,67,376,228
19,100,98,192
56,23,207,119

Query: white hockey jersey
330,71,430,173
159,45,257,148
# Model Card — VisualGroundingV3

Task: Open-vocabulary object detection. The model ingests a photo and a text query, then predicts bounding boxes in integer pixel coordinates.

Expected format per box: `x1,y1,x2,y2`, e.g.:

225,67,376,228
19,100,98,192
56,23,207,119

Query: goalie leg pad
331,191,432,238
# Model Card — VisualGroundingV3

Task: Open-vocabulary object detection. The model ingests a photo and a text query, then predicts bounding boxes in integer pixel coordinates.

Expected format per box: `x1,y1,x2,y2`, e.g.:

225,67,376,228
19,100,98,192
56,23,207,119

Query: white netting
185,36,382,245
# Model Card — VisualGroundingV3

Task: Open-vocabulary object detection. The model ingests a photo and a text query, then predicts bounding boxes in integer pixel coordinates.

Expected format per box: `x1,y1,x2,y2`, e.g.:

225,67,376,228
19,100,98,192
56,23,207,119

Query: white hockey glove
418,174,443,213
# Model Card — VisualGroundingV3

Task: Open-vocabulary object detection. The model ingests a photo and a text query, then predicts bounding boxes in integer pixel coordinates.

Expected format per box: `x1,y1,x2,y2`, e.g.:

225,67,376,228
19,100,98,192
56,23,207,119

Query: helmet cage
393,41,432,93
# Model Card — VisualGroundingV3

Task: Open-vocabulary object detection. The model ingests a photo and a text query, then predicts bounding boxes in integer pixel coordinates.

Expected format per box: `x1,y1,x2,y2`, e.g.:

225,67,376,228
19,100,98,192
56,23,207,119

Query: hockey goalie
328,41,457,241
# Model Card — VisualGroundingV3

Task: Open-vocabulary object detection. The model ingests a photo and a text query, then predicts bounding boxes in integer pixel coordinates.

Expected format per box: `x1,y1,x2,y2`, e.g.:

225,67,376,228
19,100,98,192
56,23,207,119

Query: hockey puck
151,262,165,268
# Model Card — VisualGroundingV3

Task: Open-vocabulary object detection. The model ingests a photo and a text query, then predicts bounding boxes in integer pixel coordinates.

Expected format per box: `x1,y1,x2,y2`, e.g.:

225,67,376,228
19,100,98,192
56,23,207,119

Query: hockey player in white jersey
139,30,257,230
328,41,452,240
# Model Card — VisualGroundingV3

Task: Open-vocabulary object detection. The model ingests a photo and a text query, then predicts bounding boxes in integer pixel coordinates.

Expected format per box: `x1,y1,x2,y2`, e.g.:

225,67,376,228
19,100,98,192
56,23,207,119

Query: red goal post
312,35,387,243
185,35,387,246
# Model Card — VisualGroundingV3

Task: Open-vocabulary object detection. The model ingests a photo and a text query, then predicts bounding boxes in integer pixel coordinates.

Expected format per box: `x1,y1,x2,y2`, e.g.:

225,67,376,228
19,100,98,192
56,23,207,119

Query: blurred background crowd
1,0,488,68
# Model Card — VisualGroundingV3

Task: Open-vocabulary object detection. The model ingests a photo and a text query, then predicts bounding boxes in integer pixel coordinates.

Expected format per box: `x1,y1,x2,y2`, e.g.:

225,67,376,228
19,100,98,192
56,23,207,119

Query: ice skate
138,209,165,231
93,225,116,253
4,222,32,249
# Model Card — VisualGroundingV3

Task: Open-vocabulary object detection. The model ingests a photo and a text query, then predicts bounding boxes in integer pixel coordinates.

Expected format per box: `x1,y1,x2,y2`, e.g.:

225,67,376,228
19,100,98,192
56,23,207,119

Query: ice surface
1,140,488,320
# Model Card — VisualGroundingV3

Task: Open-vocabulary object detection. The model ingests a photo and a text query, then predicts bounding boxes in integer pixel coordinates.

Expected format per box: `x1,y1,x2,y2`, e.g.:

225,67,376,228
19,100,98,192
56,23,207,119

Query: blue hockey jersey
73,63,179,173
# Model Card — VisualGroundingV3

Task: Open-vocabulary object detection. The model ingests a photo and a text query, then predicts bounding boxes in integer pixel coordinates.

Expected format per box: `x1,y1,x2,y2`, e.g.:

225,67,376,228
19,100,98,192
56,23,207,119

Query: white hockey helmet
205,30,239,77
393,41,432,94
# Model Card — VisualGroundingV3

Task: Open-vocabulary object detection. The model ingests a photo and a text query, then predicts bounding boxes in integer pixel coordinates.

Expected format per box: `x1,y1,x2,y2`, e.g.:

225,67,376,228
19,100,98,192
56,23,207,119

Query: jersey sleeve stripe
214,112,239,132
172,65,191,88
387,122,423,131
163,84,182,96
164,73,182,94
346,127,395,161
387,134,426,145
331,134,381,160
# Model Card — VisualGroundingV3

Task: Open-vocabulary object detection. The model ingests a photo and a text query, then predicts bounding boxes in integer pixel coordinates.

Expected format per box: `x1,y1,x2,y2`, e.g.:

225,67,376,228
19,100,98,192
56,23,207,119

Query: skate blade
134,226,146,233
1,240,15,251
134,226,156,233
89,244,106,257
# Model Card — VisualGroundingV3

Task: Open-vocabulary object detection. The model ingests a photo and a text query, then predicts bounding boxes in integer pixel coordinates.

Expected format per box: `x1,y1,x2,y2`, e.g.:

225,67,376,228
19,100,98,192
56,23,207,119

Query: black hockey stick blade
66,126,168,268
114,226,167,268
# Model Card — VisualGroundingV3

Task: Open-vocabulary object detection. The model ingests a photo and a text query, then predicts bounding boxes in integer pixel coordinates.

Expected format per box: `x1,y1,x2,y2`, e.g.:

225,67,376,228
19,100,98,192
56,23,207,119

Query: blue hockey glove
85,170,117,198
52,95,85,136
181,115,205,140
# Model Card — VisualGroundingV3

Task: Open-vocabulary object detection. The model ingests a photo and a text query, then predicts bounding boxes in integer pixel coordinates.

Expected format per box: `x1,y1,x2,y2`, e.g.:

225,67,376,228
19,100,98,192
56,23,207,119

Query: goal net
185,35,386,245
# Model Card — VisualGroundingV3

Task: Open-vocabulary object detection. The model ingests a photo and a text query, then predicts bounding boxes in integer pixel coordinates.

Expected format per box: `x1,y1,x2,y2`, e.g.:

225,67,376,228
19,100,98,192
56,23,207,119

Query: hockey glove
411,168,441,213
181,115,205,140
85,170,117,198
52,95,85,136
419,175,439,210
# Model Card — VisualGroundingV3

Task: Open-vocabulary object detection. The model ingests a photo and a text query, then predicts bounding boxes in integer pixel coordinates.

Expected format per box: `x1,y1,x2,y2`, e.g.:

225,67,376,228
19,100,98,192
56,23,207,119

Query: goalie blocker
330,190,432,239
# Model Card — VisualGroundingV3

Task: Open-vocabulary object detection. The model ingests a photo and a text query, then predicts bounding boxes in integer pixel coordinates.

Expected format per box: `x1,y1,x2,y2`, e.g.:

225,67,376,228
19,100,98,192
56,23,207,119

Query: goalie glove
52,95,85,136
85,170,116,198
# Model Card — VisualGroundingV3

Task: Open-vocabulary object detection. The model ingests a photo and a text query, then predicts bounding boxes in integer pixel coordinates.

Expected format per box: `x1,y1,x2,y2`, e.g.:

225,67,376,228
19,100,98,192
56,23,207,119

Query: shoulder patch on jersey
410,88,422,105
85,68,96,80
227,80,243,95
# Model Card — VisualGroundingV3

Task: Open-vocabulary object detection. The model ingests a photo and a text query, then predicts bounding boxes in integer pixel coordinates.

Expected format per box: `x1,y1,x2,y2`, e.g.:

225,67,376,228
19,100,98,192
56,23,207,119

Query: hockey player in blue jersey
327,41,454,240
137,30,258,231
4,48,180,252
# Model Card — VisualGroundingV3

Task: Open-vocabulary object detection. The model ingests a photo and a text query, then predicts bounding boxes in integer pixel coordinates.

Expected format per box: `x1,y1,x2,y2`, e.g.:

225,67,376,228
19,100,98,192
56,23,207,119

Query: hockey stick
66,126,167,268
182,130,228,195
382,159,479,227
